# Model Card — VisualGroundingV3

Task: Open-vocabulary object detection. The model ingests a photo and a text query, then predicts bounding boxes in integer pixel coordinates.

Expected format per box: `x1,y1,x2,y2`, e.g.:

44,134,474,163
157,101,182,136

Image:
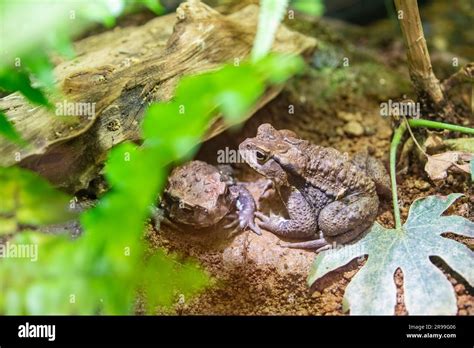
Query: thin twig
403,115,428,157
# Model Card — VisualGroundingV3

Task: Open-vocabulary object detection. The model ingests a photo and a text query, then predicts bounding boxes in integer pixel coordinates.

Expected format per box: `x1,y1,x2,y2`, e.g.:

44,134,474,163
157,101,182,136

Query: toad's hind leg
318,193,378,244
256,189,318,239
279,238,330,251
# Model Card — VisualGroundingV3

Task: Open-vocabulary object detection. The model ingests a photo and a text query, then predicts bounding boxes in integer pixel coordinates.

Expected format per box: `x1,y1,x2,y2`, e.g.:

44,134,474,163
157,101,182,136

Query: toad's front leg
256,188,319,239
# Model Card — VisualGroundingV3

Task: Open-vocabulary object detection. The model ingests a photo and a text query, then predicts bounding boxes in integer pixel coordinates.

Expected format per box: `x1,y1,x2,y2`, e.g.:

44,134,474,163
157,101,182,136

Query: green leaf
141,250,210,313
252,0,289,61
214,66,265,122
444,137,474,153
254,54,304,84
291,0,324,16
139,0,164,15
309,194,474,315
79,0,126,28
22,52,55,90
0,167,75,234
47,31,76,60
0,111,25,145
0,68,50,107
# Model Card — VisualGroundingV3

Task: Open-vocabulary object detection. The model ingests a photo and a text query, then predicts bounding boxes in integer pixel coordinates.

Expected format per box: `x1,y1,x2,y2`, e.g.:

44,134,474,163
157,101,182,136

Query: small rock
364,125,376,136
414,180,431,191
337,111,362,122
446,175,454,184
336,127,345,136
343,121,364,136
377,126,393,139
424,134,445,154
458,203,469,216
454,283,465,294
458,295,470,305
311,291,321,298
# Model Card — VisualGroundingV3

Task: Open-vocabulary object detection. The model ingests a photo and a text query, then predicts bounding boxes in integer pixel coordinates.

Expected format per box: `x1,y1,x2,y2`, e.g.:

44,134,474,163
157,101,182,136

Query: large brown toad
239,124,390,251
159,160,261,235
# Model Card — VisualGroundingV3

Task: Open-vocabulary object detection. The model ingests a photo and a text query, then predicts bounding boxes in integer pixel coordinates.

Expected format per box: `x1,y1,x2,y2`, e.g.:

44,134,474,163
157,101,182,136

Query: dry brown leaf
423,133,445,154
425,151,473,181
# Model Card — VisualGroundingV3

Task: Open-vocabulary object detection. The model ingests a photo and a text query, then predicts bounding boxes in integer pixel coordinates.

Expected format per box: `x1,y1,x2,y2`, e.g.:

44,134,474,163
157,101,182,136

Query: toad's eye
255,150,268,164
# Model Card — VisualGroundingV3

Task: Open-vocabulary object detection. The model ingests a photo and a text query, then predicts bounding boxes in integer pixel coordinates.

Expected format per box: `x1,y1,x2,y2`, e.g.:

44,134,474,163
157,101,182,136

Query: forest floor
147,92,473,315
146,0,473,315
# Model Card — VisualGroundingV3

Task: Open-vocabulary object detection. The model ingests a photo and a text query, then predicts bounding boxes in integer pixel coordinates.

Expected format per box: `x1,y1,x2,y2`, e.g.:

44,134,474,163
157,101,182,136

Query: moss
301,61,412,107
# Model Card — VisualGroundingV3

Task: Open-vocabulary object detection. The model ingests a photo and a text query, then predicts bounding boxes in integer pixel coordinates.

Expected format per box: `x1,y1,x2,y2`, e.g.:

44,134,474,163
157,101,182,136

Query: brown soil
147,84,473,316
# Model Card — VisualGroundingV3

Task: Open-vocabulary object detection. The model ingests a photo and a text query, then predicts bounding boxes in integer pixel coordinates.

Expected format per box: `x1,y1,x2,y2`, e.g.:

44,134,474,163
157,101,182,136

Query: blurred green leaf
138,0,165,14
444,137,474,153
47,31,76,60
22,52,55,90
213,65,265,122
0,111,25,145
0,68,50,107
0,167,75,233
291,0,325,16
141,250,209,313
254,54,305,84
79,0,126,28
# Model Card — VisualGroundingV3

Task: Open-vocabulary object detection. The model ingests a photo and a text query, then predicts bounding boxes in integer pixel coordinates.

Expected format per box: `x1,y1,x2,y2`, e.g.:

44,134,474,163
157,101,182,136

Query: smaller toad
158,160,260,235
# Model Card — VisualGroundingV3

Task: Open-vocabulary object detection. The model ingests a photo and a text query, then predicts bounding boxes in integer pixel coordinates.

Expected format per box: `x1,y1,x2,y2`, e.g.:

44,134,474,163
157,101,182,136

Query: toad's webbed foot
227,184,261,235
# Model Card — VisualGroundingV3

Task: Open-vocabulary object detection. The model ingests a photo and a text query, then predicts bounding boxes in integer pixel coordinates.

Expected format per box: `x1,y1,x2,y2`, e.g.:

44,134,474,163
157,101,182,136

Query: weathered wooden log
0,0,316,192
